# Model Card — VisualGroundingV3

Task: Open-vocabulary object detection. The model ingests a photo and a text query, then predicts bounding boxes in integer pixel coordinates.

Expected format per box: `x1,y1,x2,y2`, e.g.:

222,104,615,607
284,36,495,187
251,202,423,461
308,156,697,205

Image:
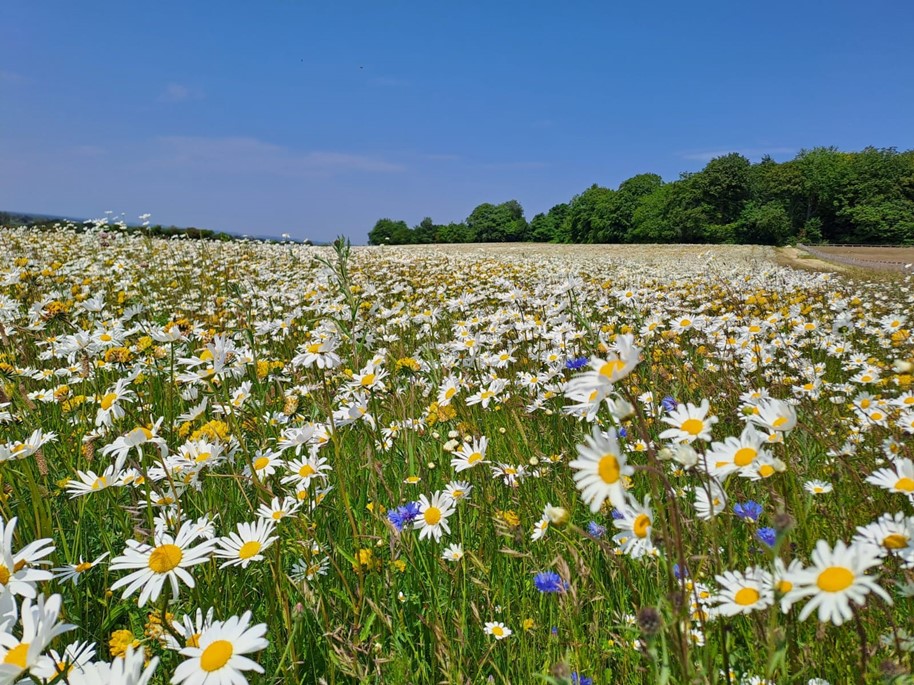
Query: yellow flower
109,629,140,658
522,618,536,632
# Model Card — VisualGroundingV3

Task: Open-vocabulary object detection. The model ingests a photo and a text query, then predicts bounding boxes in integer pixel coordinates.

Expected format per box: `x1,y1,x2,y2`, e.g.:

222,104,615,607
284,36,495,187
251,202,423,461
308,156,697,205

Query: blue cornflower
587,521,606,538
661,396,678,412
734,501,763,523
387,501,421,532
565,357,589,371
756,527,776,548
618,427,628,439
673,563,690,580
533,571,568,593
611,508,625,520
571,674,593,685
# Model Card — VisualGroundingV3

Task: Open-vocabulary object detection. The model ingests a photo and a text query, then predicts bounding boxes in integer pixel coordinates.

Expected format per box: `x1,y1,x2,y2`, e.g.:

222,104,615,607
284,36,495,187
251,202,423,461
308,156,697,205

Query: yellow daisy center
360,373,375,387
733,447,757,467
298,464,316,478
253,456,270,470
776,579,793,594
187,633,201,648
100,392,118,410
680,418,704,436
3,642,29,669
633,513,651,538
734,587,760,606
894,478,914,492
884,534,908,549
758,464,775,478
148,544,183,573
444,387,457,399
491,625,504,637
597,453,621,484
467,452,483,464
75,561,93,573
771,416,788,428
599,359,626,380
0,564,10,585
816,566,854,592
238,541,262,559
200,639,233,672
423,507,441,526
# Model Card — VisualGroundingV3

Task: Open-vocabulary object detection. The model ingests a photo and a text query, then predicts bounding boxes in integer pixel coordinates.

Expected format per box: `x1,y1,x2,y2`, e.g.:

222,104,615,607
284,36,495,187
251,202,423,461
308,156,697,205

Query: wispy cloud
680,146,796,162
153,136,405,175
159,83,205,103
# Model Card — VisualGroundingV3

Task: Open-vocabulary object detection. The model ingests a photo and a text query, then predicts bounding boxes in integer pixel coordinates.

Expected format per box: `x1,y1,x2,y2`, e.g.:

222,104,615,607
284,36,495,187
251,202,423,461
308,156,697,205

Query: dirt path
776,246,847,273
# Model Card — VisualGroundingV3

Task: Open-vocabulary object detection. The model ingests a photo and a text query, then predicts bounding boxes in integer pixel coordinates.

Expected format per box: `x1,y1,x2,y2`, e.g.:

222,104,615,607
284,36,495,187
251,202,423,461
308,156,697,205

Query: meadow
0,224,913,684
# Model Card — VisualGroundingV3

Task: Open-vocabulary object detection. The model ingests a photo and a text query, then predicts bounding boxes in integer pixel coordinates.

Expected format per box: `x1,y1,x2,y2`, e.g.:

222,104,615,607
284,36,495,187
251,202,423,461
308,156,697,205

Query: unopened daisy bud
442,439,458,452
637,607,662,636
528,457,539,466
427,462,436,469
545,409,554,416
432,432,440,440
893,359,913,373
772,457,787,473
448,430,459,439
671,444,698,468
772,511,794,534
498,427,506,434
544,505,569,526
609,398,635,420
657,447,674,461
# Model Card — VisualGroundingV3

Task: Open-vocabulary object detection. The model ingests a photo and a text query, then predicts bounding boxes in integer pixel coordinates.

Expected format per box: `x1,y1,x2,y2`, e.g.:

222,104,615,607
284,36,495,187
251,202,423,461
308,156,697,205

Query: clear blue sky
2,1,912,243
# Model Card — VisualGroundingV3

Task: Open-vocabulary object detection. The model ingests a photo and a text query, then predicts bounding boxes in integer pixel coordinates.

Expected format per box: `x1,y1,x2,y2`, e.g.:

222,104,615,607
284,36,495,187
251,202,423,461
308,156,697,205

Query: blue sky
2,1,912,243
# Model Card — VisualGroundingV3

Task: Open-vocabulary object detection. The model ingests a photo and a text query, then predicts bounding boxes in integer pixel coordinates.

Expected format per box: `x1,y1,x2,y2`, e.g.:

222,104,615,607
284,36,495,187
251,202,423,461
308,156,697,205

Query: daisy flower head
749,398,797,434
483,621,512,640
612,495,656,558
565,334,641,395
712,567,773,616
659,399,718,444
414,491,455,542
705,426,768,480
164,607,216,651
442,543,465,562
804,480,833,495
783,539,891,625
0,593,74,683
0,516,55,598
243,448,281,479
109,520,216,607
215,520,277,569
171,611,268,685
255,496,301,523
569,425,633,513
52,552,109,586
693,480,728,520
450,435,488,472
853,512,914,566
866,457,914,499
444,480,473,503
290,556,330,583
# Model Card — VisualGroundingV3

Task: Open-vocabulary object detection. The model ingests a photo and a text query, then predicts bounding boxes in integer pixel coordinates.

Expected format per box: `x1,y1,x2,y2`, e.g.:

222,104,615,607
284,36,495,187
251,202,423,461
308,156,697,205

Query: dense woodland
369,147,914,246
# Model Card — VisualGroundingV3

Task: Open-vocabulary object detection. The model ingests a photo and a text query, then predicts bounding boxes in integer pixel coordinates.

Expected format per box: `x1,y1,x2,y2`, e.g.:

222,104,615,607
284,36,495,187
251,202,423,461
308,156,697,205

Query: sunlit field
2,224,914,685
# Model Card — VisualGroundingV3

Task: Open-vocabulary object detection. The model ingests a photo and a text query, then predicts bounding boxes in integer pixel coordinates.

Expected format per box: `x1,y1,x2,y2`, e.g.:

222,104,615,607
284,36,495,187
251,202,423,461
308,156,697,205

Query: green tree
368,218,413,245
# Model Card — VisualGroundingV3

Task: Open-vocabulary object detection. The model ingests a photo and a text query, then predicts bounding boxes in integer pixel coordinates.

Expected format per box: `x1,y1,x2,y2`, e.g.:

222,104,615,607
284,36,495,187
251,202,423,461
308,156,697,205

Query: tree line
368,147,914,246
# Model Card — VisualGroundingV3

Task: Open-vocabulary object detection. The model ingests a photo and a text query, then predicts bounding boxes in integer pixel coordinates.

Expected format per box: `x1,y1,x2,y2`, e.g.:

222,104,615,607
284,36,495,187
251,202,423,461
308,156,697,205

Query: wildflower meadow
1,224,913,684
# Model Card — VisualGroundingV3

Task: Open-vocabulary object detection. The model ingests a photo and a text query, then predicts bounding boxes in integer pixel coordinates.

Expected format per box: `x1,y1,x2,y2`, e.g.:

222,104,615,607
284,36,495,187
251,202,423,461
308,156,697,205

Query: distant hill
0,210,313,245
